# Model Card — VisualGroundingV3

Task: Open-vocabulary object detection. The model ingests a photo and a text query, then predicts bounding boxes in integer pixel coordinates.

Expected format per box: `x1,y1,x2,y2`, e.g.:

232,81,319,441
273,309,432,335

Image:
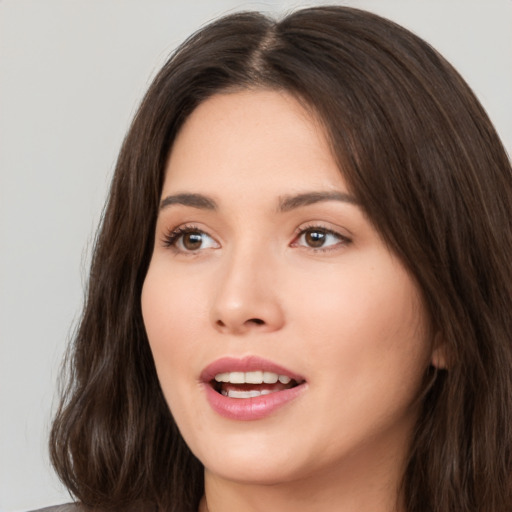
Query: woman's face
142,89,436,487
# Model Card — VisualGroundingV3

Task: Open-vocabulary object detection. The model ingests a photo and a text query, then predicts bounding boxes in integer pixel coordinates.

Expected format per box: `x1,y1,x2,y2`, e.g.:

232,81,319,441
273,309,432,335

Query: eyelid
161,223,220,253
290,222,352,252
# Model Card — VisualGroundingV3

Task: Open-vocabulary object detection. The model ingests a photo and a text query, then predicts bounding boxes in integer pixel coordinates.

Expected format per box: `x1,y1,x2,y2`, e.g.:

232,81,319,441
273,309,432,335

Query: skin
141,89,441,512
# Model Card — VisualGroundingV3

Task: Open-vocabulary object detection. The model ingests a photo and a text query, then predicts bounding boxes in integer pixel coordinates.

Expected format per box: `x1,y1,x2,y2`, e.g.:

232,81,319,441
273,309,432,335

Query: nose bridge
211,237,284,334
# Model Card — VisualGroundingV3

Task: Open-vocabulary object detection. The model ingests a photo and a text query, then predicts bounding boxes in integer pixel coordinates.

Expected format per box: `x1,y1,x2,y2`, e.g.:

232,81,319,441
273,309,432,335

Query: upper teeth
214,371,291,385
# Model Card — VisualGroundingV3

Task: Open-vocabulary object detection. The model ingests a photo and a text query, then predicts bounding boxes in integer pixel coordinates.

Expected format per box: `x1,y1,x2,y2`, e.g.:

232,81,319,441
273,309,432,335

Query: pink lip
200,355,305,382
200,356,307,421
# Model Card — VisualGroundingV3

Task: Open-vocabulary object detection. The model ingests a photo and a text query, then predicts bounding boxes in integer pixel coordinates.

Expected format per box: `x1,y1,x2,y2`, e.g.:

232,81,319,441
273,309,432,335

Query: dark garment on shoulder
28,503,158,512
28,506,81,512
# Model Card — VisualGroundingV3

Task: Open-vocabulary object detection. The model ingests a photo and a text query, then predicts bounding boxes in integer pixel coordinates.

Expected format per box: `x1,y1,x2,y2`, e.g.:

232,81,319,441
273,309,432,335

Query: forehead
163,89,347,197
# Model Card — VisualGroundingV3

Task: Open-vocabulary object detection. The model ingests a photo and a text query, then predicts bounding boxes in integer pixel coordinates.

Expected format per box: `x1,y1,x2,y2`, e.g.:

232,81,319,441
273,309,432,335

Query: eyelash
162,224,351,253
162,224,213,251
291,224,352,253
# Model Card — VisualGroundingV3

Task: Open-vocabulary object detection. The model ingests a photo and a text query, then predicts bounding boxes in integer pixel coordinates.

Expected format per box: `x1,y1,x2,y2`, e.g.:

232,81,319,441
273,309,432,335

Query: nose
210,245,285,335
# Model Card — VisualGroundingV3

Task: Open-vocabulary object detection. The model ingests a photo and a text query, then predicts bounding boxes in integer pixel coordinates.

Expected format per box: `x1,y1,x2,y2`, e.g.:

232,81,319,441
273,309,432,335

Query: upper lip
200,355,305,383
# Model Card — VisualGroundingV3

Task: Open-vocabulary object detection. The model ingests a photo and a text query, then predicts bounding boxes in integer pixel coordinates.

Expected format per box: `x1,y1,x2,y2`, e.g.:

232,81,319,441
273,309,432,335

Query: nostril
214,316,269,331
247,318,265,325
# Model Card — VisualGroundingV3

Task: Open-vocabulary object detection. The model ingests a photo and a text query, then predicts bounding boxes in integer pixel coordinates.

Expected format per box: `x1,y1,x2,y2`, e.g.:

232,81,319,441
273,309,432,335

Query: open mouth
211,371,303,399
201,357,307,419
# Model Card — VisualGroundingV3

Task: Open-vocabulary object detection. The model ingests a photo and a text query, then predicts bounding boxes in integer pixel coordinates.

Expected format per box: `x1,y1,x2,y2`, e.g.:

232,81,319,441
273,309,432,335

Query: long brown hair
50,6,512,511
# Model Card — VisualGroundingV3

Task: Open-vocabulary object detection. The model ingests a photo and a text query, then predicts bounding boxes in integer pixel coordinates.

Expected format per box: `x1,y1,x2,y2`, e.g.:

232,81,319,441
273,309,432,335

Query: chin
190,429,310,485
205,456,301,486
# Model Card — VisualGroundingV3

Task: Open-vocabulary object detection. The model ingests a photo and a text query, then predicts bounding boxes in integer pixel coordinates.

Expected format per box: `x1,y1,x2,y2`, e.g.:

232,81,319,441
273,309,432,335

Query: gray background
1,1,511,510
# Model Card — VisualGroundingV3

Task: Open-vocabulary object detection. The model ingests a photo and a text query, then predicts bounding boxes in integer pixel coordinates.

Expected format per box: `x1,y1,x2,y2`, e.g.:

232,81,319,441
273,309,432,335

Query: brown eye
182,231,204,250
304,230,327,248
164,227,219,252
294,227,349,251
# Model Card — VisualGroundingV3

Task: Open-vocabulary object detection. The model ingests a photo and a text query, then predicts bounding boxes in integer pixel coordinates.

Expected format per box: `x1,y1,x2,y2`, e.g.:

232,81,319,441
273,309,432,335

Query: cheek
291,265,431,455
295,257,431,385
142,261,207,346
141,264,218,452
141,263,205,397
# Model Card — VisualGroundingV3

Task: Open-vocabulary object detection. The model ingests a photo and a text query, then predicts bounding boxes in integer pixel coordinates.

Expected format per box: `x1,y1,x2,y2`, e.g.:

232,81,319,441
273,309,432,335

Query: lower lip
204,383,306,421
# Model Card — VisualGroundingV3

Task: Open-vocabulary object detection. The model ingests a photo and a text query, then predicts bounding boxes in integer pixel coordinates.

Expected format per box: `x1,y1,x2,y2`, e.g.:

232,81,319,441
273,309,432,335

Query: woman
42,5,512,512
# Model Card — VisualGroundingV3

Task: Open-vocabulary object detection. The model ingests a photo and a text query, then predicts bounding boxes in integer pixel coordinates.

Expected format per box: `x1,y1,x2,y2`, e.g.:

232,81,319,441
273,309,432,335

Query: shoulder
28,506,82,512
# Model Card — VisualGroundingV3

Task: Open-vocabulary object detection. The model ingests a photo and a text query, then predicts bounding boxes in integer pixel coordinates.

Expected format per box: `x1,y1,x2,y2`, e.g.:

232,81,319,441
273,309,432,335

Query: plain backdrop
1,1,511,510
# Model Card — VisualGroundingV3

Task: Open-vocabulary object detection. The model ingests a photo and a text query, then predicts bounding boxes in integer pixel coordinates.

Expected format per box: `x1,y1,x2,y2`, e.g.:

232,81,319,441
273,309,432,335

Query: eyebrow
278,191,359,212
159,190,358,212
160,193,217,211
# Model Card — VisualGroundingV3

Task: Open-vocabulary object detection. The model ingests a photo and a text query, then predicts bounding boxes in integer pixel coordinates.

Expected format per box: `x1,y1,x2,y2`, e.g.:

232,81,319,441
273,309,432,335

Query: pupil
183,232,202,250
306,230,325,247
